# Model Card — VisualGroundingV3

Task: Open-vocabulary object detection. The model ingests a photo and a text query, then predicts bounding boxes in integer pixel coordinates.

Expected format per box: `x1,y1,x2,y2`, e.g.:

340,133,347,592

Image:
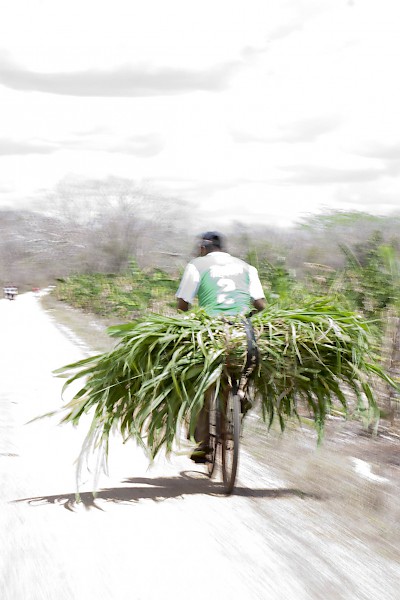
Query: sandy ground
1,293,399,600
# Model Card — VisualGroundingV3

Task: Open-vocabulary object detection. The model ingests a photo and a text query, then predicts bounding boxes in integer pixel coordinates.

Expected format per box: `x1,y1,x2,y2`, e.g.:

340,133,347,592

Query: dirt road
1,293,399,599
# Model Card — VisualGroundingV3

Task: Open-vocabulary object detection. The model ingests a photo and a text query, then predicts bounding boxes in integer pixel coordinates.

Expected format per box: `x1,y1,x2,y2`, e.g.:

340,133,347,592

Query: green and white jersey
176,252,265,316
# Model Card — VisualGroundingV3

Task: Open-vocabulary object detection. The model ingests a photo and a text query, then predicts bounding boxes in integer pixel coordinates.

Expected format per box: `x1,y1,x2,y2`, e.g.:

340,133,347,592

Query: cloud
0,54,239,97
72,126,109,138
145,176,249,199
335,184,400,208
267,0,338,43
267,21,304,43
358,141,400,161
0,131,164,159
60,131,164,157
279,164,386,185
107,134,164,157
232,116,341,145
0,138,57,155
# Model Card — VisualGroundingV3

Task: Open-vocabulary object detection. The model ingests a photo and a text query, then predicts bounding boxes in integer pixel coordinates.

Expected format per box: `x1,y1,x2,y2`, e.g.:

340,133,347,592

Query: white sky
1,0,400,226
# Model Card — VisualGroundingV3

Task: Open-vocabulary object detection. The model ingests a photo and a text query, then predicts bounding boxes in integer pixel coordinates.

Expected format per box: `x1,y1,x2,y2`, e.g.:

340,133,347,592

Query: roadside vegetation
53,262,177,319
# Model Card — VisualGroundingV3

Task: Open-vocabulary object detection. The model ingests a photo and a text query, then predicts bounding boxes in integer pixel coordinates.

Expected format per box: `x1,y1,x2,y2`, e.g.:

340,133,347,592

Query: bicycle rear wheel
206,388,220,478
221,390,240,494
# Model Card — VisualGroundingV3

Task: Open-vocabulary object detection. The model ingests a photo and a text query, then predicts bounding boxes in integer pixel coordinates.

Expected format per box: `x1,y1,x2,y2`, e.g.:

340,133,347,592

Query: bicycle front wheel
221,390,240,494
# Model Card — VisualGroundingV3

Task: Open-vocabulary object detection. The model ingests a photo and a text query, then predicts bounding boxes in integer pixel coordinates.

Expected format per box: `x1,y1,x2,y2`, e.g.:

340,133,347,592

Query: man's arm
176,262,200,312
252,297,266,311
248,266,266,312
177,298,190,312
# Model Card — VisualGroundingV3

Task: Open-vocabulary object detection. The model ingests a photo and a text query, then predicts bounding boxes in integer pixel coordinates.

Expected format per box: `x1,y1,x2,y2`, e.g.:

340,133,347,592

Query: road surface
1,293,399,599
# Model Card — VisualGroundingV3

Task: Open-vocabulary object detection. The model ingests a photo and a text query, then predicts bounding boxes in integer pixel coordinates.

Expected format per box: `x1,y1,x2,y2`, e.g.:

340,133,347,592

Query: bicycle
205,318,258,494
206,381,243,494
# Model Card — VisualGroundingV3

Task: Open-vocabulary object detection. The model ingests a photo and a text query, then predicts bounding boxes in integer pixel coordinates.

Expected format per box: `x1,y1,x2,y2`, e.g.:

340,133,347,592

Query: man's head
198,231,224,256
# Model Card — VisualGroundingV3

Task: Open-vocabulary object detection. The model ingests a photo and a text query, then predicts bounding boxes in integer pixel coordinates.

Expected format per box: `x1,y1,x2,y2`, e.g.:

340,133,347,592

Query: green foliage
54,267,178,318
53,234,400,328
246,250,301,304
340,234,400,318
53,301,395,473
298,210,385,231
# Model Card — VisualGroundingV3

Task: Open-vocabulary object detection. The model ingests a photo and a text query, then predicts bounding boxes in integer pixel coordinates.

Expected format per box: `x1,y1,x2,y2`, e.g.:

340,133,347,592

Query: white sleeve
176,263,201,304
248,266,265,300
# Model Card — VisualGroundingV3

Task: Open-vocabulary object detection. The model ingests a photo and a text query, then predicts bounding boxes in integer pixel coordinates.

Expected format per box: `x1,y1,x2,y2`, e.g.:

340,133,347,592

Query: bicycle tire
206,388,220,478
221,390,240,494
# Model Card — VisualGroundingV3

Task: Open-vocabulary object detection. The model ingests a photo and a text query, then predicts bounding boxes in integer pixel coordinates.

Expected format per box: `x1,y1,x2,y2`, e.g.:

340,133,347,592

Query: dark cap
199,231,224,249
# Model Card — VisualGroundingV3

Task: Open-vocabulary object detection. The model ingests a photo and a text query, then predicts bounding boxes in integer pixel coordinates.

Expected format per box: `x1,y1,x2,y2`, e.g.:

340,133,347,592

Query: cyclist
176,231,266,462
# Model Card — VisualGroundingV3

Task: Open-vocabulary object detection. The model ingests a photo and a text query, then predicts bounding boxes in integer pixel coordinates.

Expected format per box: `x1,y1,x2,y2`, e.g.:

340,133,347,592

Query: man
176,231,266,316
176,231,266,461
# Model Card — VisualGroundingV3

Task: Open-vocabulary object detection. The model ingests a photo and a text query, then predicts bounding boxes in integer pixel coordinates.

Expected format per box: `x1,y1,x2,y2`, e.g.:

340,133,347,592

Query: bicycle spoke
222,391,240,494
207,389,220,478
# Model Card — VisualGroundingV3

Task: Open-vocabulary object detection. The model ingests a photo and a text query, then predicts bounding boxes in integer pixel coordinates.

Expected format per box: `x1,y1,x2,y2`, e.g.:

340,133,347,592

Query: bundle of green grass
55,299,394,463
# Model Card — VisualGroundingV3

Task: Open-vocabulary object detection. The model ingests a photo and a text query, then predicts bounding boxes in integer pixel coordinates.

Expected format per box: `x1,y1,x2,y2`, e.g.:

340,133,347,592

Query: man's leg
191,390,211,463
194,406,209,446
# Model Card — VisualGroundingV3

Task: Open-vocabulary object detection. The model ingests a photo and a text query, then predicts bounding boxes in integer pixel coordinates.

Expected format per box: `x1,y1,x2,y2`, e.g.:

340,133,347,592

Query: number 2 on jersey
217,278,236,305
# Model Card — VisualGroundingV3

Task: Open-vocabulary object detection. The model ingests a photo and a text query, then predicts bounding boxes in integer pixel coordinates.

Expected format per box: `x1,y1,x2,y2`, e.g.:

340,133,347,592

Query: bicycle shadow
13,470,321,512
